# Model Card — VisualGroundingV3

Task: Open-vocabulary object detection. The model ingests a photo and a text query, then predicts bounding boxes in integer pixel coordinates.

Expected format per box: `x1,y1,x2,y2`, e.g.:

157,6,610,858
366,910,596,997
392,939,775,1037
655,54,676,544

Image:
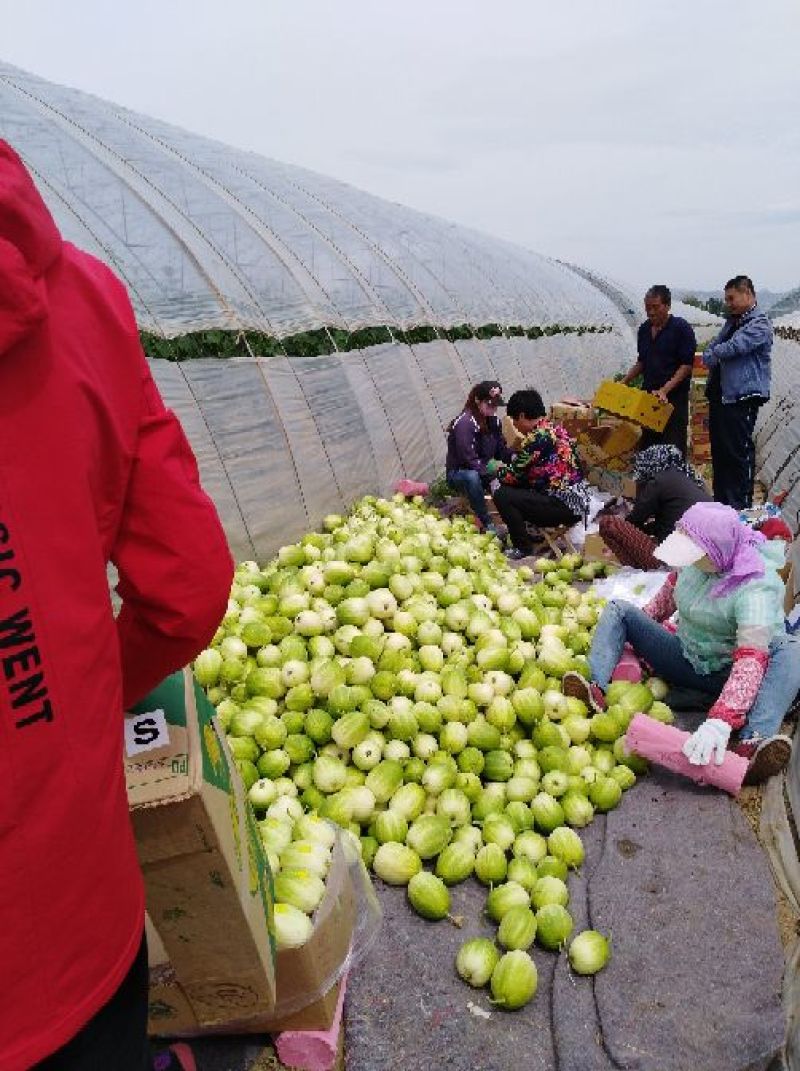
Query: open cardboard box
582,532,619,565
550,400,596,437
125,670,277,1035
147,835,358,1037
576,420,641,475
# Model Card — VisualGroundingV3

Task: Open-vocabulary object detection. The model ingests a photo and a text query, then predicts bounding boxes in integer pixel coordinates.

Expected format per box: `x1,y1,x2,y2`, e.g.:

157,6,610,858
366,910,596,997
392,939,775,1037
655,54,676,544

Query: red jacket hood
0,140,62,355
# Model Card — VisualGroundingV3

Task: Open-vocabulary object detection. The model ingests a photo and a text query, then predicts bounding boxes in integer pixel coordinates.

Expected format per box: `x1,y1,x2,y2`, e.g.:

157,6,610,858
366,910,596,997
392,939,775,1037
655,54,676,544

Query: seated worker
446,381,511,534
489,389,591,560
563,502,798,785
598,445,711,570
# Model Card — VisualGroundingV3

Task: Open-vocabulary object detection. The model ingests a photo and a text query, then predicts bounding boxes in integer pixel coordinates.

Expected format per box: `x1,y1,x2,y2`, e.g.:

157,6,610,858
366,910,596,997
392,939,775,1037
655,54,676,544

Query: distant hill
675,288,790,315
768,288,800,319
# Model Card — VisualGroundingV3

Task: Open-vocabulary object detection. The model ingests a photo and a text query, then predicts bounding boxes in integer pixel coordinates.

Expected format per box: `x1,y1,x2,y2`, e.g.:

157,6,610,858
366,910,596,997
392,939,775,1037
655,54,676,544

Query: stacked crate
689,354,713,483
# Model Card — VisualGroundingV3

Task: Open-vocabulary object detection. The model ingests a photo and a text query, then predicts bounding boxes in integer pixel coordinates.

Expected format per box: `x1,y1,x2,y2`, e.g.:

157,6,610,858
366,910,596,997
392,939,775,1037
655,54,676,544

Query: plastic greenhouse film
286,354,380,507
2,60,637,339
258,165,420,328
340,351,406,496
756,337,800,528
360,343,439,481
407,339,470,432
262,357,347,521
452,338,503,389
182,360,309,559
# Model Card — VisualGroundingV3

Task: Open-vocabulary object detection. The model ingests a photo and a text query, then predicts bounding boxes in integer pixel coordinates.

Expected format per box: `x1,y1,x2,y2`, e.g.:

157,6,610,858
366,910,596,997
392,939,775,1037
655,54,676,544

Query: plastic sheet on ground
566,491,610,548
590,566,670,608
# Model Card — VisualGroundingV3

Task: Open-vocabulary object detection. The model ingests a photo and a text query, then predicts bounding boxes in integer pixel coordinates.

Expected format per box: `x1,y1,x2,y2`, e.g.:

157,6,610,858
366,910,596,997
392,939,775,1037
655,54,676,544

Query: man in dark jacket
622,285,697,455
703,275,772,509
0,141,233,1070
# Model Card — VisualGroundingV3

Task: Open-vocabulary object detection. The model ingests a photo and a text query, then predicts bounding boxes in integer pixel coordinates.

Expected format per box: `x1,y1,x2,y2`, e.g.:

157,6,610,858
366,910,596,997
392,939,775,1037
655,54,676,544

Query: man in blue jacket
703,275,772,509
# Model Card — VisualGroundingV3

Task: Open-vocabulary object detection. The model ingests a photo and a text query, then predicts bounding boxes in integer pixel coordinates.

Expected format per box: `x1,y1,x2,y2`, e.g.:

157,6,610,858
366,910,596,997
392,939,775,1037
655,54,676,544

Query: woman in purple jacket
446,381,512,533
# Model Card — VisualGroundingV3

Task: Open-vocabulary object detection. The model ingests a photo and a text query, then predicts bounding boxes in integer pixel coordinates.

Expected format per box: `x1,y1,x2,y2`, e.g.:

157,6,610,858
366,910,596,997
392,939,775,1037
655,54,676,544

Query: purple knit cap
677,501,765,597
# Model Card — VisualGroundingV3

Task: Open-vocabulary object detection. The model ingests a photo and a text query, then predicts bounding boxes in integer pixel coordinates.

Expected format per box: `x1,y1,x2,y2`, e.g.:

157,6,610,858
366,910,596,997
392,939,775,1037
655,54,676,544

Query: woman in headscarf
598,444,711,570
445,380,512,534
564,502,798,785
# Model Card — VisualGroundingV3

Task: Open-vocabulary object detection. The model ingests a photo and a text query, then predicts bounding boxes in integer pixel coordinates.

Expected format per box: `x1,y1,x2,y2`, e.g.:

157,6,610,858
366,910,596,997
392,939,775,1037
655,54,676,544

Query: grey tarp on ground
346,769,786,1071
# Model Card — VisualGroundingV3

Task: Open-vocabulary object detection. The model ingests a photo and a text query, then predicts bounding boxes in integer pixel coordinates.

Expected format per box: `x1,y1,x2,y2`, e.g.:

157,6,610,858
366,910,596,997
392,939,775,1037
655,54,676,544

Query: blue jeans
447,469,492,527
589,600,800,740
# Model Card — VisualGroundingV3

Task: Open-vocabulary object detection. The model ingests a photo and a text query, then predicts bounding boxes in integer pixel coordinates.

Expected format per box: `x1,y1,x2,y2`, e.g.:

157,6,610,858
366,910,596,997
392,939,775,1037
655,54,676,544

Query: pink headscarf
677,502,766,598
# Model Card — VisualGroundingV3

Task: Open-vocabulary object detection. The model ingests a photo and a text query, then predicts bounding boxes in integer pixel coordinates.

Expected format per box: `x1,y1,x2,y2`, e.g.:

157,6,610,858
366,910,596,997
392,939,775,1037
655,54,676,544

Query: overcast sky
2,0,798,292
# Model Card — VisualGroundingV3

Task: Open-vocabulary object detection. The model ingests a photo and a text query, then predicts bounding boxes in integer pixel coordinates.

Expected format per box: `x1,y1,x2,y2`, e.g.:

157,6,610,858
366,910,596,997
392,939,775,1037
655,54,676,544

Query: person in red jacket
0,141,234,1070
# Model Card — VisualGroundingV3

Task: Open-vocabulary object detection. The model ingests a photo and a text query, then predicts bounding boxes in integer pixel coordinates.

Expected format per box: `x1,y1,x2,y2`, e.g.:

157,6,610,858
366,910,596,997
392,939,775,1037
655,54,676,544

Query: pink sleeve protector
643,573,677,623
708,647,769,729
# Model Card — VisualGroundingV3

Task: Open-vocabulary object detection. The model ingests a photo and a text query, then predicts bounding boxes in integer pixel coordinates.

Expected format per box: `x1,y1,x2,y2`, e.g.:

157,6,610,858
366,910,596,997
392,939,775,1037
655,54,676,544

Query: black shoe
741,735,793,786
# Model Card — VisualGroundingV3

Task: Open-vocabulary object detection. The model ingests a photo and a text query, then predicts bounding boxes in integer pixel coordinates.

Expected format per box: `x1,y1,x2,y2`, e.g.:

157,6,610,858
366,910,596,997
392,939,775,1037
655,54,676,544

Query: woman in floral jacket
489,389,591,559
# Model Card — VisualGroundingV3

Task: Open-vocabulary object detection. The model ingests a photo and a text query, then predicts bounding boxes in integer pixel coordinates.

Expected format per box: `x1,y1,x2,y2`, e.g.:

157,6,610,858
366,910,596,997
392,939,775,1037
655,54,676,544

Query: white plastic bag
590,567,670,608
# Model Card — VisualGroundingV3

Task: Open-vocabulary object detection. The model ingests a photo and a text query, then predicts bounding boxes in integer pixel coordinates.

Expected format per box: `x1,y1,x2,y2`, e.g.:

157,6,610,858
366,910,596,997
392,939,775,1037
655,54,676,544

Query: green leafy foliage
140,322,613,362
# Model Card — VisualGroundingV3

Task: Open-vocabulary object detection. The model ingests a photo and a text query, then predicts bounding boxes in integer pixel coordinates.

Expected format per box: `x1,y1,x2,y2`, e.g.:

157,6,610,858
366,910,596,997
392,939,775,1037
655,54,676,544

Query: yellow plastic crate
593,380,673,432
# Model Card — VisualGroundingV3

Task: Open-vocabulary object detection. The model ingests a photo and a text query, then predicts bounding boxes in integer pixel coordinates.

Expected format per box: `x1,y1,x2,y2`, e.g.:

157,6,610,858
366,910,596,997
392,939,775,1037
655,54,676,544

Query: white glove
682,718,732,766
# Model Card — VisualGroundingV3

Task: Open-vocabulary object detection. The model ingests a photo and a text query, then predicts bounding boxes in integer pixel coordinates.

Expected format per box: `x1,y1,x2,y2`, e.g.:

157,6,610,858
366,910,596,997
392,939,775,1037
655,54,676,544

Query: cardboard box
125,670,277,1033
593,380,673,432
582,532,619,564
550,401,596,437
147,835,358,1037
577,420,641,473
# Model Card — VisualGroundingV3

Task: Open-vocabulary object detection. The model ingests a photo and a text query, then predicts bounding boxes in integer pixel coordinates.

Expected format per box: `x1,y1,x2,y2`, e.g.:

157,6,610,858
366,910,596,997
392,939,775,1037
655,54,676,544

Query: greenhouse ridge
140,323,613,362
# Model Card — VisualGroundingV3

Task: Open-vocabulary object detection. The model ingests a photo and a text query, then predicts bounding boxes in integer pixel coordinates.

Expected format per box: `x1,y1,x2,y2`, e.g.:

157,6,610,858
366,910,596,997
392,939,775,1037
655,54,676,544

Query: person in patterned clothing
563,502,798,785
490,390,591,560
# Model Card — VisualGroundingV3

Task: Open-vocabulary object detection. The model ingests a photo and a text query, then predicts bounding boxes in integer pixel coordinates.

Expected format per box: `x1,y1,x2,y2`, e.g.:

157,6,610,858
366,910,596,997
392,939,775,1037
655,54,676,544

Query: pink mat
625,714,748,795
275,977,347,1071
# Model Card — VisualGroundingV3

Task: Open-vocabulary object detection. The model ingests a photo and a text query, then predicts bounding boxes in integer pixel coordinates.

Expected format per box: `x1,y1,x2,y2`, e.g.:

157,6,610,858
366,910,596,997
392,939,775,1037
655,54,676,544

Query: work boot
732,735,793,786
562,671,606,713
